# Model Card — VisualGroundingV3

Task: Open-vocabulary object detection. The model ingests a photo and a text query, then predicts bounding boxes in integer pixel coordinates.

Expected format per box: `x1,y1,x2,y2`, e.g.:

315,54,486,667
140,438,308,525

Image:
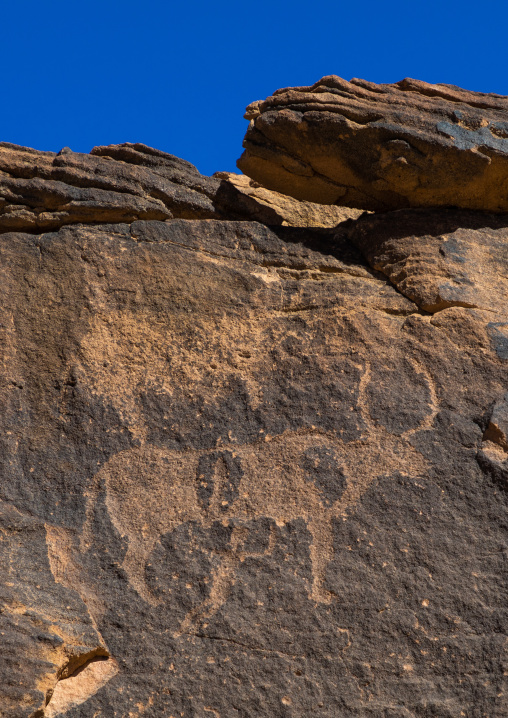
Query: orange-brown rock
214,171,363,227
0,503,112,717
1,141,355,235
345,207,508,312
0,142,507,717
238,76,508,212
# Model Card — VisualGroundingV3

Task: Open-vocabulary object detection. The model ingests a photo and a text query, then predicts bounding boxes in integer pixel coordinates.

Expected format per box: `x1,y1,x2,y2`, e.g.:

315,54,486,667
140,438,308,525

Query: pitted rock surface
238,75,508,212
0,141,507,717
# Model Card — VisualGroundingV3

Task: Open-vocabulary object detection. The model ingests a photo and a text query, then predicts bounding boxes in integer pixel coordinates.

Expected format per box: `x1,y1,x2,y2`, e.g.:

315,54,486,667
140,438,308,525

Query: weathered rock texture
214,172,363,227
1,137,507,718
238,76,508,212
0,141,339,235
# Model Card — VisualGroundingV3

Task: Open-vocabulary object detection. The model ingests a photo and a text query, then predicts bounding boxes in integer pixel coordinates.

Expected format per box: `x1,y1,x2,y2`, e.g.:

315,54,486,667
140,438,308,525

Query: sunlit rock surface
238,75,508,212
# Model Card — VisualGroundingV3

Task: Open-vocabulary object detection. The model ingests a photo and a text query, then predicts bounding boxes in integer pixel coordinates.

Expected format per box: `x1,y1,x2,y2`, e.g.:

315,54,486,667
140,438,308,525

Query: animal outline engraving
81,359,438,635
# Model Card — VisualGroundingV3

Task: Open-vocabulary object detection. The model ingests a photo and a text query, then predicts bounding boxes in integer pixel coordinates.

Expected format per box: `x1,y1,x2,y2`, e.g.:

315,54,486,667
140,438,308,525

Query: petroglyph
74,309,268,441
175,523,277,638
82,361,438,635
46,525,108,629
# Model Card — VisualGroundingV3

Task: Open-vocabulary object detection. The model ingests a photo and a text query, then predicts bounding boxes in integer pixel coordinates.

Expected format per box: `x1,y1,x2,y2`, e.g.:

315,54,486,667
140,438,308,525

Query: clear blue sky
2,1,507,176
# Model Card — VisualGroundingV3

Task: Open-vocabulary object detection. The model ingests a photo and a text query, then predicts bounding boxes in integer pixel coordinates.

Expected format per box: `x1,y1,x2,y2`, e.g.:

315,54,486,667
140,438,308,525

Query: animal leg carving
175,526,247,637
308,515,335,604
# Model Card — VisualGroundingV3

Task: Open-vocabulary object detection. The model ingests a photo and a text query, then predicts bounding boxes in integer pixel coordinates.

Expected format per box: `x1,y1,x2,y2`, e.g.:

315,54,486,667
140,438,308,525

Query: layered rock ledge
0,142,360,235
238,76,508,211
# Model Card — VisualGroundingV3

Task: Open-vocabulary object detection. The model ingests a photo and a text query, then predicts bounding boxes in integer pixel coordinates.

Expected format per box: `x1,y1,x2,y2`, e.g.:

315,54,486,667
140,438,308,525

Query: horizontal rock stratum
238,75,508,211
1,102,508,717
0,142,360,234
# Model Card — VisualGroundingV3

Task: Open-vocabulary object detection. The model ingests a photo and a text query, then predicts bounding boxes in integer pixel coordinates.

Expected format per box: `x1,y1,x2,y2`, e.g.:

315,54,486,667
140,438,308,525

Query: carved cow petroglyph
82,361,438,635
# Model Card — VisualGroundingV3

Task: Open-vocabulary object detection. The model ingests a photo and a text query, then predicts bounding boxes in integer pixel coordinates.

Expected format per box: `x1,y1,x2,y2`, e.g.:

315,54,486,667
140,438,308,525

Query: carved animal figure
82,362,437,635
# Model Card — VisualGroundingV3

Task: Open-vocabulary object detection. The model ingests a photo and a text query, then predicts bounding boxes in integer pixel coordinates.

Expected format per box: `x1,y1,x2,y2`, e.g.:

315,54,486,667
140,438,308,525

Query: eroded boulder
238,75,508,212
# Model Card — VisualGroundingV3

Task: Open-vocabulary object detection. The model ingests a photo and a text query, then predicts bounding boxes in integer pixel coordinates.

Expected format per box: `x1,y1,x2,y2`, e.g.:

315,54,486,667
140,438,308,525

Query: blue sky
2,0,507,175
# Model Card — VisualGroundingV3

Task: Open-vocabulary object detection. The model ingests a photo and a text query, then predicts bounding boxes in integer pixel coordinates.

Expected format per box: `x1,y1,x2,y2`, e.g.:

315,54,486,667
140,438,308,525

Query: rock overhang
238,74,508,212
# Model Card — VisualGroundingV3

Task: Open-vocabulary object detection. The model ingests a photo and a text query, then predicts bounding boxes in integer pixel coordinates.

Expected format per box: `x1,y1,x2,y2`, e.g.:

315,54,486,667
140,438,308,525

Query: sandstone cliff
1,78,507,718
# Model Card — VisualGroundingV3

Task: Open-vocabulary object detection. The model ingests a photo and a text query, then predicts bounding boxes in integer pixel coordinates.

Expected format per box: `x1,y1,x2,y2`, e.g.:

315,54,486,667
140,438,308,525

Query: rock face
238,76,508,212
1,137,507,718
